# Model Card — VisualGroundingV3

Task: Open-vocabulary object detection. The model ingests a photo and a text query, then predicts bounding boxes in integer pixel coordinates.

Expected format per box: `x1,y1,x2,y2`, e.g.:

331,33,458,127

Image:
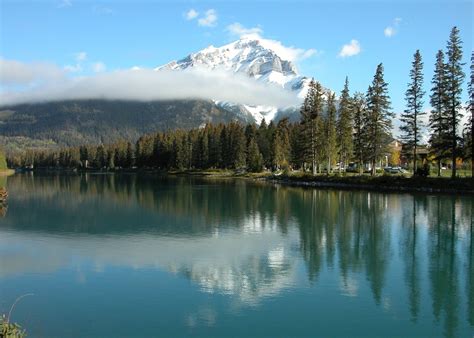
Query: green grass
268,170,474,194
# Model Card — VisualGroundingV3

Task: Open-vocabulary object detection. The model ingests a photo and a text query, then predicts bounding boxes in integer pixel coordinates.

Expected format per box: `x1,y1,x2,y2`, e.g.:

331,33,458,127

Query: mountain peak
156,37,299,80
154,36,311,123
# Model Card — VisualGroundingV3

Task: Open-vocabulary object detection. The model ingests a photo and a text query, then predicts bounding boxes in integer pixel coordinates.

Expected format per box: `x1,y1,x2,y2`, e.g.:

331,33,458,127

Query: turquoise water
0,173,472,337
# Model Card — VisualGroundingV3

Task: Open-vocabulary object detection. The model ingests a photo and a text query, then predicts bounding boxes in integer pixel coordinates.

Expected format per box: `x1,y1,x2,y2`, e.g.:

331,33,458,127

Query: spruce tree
352,92,367,174
247,137,264,172
106,148,115,169
468,51,474,176
257,119,271,168
95,145,106,169
429,50,449,176
300,79,325,175
336,77,353,173
125,142,134,168
445,26,465,178
400,50,425,175
325,91,338,174
273,118,291,170
364,63,393,176
79,146,89,168
266,121,277,169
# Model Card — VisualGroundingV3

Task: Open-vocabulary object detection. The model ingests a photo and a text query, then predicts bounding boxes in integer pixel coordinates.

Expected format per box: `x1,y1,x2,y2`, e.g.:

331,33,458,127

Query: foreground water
0,173,472,337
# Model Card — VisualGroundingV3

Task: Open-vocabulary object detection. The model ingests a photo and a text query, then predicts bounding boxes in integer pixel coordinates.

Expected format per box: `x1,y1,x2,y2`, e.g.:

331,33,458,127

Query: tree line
6,27,473,177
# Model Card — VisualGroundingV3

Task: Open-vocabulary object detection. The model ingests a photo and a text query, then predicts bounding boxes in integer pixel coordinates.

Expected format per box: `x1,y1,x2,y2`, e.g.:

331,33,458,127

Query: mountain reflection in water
0,173,472,338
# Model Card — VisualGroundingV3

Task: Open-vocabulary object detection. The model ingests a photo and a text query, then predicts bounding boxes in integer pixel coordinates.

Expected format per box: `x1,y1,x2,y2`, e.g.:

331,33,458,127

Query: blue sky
1,0,472,114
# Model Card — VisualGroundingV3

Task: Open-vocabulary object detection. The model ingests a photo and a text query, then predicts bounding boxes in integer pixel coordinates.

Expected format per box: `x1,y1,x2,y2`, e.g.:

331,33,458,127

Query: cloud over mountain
1,66,299,108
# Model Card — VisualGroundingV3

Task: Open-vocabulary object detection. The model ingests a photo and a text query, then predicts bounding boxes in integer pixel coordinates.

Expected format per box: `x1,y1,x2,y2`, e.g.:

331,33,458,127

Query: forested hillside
0,99,249,151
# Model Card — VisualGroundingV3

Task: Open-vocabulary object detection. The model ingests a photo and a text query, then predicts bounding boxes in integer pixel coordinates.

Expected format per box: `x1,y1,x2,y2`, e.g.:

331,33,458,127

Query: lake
0,173,472,337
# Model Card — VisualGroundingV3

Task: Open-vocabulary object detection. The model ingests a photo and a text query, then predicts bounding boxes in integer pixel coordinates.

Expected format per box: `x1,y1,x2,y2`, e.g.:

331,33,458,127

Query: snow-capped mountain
155,36,311,122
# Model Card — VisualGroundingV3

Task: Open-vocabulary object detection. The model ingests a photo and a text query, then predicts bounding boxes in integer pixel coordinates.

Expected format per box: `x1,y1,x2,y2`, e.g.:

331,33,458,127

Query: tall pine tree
364,63,393,176
352,92,367,174
273,118,291,170
400,50,425,175
336,77,353,173
300,79,325,175
429,50,449,176
325,91,338,174
466,52,474,177
445,26,465,178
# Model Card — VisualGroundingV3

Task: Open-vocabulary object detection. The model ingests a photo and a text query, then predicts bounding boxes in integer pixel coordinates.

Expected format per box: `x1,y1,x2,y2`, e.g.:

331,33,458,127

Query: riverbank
167,170,474,195
264,174,474,195
15,168,474,194
0,169,15,176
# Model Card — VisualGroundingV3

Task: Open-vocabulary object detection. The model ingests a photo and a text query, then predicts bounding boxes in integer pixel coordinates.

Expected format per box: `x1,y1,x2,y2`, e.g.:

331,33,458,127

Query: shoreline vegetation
15,168,474,195
165,170,474,195
0,169,15,176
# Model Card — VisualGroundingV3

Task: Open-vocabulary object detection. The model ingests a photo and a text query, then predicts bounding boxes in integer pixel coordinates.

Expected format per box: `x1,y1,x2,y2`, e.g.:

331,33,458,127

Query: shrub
415,163,430,177
0,315,25,338
0,150,7,170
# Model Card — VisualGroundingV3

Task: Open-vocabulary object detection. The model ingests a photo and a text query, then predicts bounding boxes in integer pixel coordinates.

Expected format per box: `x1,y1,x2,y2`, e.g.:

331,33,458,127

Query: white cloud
75,51,87,62
225,23,317,62
384,27,395,37
338,39,361,58
92,62,106,73
384,17,402,38
64,52,87,73
93,5,114,15
198,9,217,27
185,9,199,20
58,0,72,8
226,23,263,37
64,64,82,73
0,65,300,108
0,58,66,85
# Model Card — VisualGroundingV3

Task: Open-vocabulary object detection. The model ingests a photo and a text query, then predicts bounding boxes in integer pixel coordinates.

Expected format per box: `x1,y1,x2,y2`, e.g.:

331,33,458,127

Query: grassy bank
167,169,474,194
264,172,474,194
0,169,15,176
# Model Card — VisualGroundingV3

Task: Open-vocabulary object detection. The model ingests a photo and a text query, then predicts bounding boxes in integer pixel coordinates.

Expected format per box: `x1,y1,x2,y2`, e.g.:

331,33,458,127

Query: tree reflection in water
0,173,473,337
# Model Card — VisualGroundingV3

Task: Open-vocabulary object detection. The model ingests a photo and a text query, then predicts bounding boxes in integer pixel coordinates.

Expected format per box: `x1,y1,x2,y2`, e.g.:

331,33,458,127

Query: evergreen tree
220,125,231,168
444,26,465,178
266,121,277,169
95,145,106,169
400,50,425,175
231,122,247,169
300,79,325,175
352,92,367,174
364,63,393,175
106,148,115,169
273,118,291,170
325,91,338,173
208,124,222,168
290,123,306,169
336,76,353,172
173,132,188,170
125,142,134,168
429,50,449,176
467,51,474,176
256,119,270,168
197,127,210,169
79,146,89,168
247,137,264,172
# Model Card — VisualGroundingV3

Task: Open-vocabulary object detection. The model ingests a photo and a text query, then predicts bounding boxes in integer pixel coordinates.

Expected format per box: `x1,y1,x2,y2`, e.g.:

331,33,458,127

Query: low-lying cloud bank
0,61,300,108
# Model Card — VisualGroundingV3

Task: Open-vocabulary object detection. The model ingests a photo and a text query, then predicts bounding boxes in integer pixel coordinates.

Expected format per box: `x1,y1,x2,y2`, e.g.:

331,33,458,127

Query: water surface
0,173,472,337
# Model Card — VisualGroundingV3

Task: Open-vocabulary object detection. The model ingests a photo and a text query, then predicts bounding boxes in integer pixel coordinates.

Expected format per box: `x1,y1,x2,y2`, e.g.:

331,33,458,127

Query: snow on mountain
155,36,311,122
